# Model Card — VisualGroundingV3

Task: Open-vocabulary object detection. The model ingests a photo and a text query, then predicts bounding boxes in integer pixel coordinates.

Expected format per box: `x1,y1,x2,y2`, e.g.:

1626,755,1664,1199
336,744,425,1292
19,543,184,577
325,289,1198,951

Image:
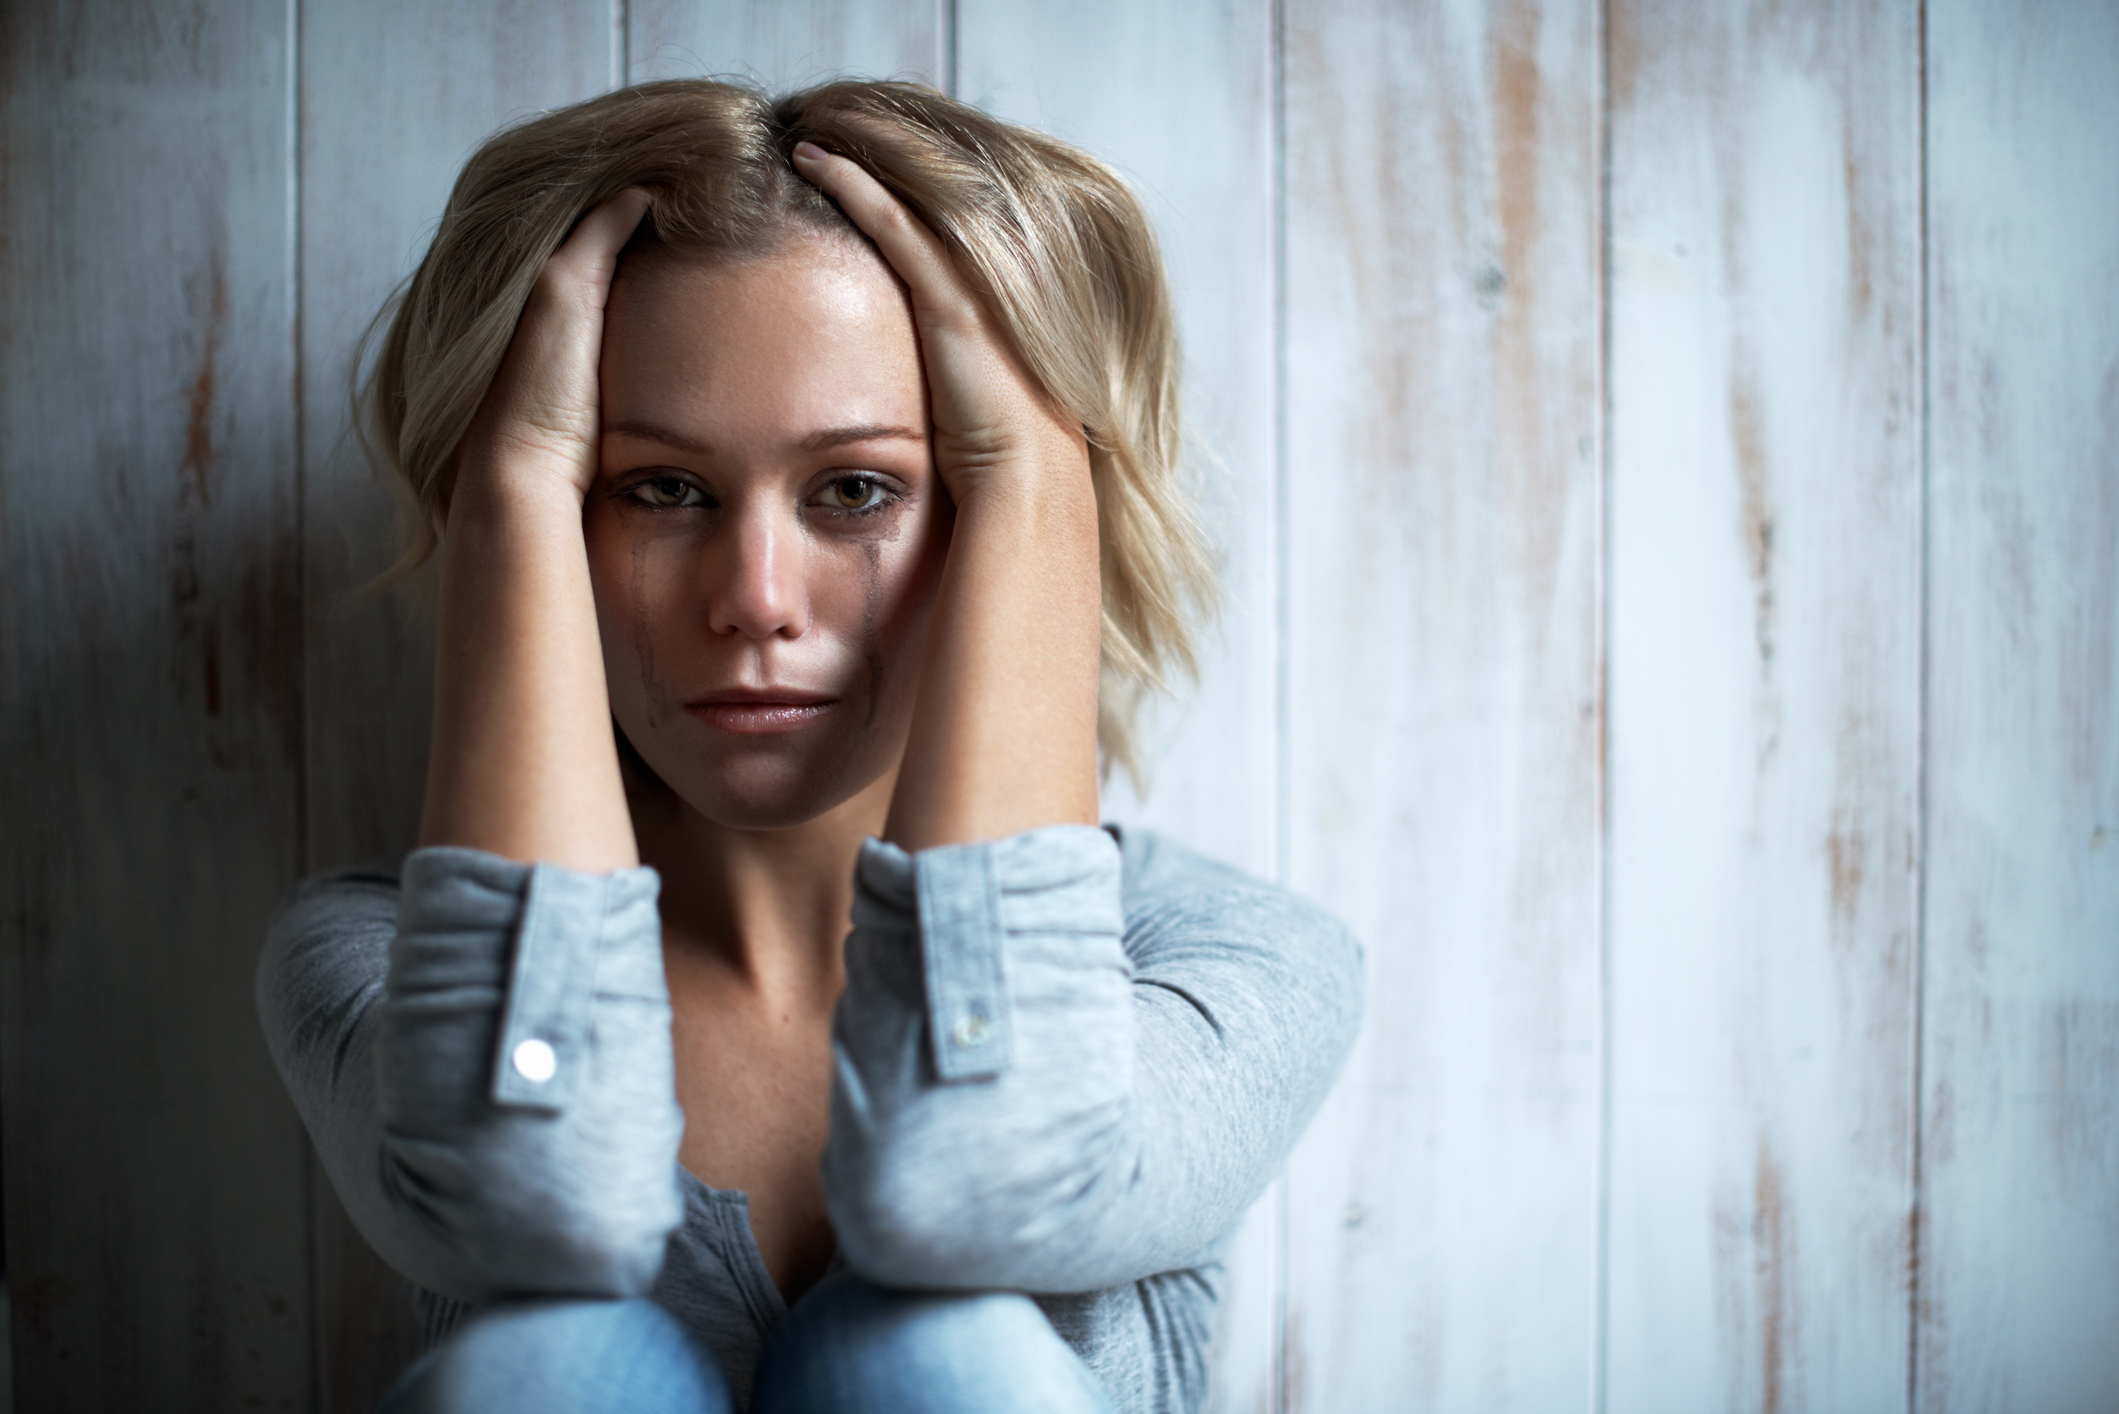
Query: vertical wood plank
298,2,617,1404
1603,2,1922,1408
951,4,1279,1406
0,0,311,1407
629,0,942,91
1919,3,2119,1408
1279,1,1604,1408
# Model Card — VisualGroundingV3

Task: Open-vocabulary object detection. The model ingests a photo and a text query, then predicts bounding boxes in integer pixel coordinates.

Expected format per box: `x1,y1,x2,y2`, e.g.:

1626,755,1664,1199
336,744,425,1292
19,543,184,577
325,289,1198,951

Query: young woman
259,79,1361,1414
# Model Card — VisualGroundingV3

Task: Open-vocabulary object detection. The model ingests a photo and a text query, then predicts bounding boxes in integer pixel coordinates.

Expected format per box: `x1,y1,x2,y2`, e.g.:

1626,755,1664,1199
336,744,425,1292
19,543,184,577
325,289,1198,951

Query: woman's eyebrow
603,419,716,456
798,424,925,453
601,421,924,456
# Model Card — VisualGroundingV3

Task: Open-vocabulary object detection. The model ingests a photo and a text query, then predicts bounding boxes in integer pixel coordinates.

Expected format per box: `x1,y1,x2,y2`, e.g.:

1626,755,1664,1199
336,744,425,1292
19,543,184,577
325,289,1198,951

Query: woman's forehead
601,234,924,447
615,222,886,295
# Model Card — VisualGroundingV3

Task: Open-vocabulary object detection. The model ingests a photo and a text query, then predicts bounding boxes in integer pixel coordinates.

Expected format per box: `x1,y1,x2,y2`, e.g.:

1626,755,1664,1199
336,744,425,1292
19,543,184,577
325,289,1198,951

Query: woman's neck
629,770,896,998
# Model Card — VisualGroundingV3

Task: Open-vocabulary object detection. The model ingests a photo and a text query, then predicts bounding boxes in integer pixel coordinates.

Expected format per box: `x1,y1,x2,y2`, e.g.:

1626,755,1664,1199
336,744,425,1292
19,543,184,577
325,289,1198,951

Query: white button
511,1038,557,1083
952,1013,991,1048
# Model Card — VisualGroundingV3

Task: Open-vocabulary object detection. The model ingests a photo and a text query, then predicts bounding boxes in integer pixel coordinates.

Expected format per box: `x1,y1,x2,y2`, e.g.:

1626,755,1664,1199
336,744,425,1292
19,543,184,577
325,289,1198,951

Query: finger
789,142,976,319
469,188,651,487
542,186,654,304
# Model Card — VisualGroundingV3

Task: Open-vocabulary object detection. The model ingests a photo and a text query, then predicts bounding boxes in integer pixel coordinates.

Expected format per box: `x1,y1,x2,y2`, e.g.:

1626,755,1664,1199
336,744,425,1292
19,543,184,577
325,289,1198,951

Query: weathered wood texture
951,5,1282,1406
1604,1,1925,1409
1918,3,2119,1409
295,3,620,1403
1278,1,1604,1409
0,1,311,1409
8,1,2119,1410
629,0,941,88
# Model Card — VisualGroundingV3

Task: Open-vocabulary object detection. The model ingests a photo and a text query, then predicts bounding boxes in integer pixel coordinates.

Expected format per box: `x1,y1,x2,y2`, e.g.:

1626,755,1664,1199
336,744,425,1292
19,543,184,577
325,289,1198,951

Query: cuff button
511,1037,558,1083
951,1012,991,1049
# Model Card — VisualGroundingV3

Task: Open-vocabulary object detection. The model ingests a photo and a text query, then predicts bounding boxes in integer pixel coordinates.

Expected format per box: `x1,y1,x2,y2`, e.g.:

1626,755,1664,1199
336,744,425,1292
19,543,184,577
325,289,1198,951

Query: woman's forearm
883,453,1103,853
414,188,647,872
419,469,637,871
825,826,1365,1294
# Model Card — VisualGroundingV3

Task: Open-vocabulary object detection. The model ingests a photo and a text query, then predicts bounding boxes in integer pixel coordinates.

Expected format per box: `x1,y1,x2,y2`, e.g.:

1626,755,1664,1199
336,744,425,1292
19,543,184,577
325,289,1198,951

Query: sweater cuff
394,847,662,1116
852,825,1124,1084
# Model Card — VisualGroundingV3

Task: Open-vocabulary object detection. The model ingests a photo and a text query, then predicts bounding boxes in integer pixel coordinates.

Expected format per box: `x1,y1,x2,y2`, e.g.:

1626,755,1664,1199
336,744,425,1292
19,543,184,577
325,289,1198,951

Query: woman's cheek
583,517,663,730
868,524,944,655
878,499,950,626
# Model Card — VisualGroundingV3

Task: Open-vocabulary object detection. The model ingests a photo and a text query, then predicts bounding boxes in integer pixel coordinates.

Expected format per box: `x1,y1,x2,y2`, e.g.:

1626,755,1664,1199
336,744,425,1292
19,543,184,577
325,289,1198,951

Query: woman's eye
821,476,885,512
630,477,704,509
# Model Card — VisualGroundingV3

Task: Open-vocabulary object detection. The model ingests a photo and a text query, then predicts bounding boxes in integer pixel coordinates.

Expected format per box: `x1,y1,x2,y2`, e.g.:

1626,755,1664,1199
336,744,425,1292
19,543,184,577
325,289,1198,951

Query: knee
753,1277,1111,1414
383,1298,730,1414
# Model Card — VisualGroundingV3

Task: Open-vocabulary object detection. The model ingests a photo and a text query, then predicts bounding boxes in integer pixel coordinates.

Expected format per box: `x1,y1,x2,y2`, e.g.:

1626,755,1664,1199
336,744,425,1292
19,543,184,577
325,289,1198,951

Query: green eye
826,476,880,510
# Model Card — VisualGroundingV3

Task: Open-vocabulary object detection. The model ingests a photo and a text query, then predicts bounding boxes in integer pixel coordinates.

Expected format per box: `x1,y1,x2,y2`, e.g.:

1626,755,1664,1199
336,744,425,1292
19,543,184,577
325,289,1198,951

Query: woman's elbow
828,1186,1056,1291
494,1182,676,1296
822,1128,1142,1292
369,1141,680,1302
822,1136,987,1285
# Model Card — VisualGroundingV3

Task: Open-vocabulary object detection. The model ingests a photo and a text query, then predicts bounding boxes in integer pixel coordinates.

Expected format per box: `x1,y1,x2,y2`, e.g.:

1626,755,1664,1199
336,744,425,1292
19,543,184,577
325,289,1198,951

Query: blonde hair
363,77,1213,782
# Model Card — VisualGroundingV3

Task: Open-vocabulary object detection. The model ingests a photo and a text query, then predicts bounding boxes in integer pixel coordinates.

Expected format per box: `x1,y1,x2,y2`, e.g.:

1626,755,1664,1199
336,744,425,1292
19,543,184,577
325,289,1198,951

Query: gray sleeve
822,825,1363,1294
255,847,685,1305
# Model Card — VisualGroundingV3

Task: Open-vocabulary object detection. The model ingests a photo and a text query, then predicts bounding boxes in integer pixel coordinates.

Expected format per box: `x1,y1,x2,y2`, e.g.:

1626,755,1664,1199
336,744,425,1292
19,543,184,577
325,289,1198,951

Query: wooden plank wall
1919,3,2119,1408
4,1,2114,1410
1,2,313,1408
1280,2,1603,1410
1604,3,1924,1409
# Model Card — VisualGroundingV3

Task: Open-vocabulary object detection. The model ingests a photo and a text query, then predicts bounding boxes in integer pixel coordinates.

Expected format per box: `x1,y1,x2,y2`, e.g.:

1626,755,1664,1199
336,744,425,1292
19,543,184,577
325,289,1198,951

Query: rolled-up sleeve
257,847,685,1305
823,825,1362,1295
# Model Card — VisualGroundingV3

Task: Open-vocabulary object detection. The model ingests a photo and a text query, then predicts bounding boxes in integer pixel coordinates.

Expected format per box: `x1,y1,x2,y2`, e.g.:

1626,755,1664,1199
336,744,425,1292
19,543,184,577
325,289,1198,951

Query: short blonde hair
363,78,1213,782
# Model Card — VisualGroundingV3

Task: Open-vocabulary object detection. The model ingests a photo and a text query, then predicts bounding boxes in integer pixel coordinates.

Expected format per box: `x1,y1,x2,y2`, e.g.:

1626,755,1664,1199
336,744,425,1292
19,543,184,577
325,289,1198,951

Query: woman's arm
789,142,1103,852
252,191,690,1304
823,829,1364,1293
419,189,651,871
257,853,683,1304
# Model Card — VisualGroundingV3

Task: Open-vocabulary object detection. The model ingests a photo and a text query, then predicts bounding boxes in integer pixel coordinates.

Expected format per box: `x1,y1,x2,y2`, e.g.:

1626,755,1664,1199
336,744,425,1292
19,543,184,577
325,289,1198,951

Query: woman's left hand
790,140,1088,503
790,138,1103,848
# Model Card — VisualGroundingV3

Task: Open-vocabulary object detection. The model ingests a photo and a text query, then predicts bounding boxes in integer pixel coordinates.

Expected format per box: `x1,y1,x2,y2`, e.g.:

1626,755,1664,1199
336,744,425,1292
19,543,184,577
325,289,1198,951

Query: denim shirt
258,825,1361,1413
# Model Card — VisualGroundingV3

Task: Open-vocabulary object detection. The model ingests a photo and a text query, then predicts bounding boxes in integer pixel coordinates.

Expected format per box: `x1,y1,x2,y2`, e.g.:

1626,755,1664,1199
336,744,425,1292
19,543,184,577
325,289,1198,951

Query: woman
259,78,1361,1414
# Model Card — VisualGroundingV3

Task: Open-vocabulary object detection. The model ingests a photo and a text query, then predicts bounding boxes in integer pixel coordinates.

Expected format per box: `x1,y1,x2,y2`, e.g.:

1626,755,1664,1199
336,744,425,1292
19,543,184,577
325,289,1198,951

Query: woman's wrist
885,444,1102,852
448,441,596,529
942,428,1097,526
423,443,636,871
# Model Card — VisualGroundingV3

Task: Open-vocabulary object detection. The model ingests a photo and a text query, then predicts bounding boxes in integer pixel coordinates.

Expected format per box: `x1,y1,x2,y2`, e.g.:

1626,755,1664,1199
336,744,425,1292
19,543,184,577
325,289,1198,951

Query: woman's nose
704,504,810,640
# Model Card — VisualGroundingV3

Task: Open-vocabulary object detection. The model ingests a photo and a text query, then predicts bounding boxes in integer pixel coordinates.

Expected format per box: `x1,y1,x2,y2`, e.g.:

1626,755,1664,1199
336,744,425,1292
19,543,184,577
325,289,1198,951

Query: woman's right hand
417,190,652,872
455,188,653,504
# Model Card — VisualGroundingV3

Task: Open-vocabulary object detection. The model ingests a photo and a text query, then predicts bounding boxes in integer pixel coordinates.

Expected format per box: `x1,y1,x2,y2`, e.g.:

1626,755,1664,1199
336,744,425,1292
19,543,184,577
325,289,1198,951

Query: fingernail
793,140,829,164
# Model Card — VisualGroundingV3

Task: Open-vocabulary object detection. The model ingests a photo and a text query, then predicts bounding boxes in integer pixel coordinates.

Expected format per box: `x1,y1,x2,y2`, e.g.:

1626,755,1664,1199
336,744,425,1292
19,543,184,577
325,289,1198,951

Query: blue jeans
380,1274,1116,1413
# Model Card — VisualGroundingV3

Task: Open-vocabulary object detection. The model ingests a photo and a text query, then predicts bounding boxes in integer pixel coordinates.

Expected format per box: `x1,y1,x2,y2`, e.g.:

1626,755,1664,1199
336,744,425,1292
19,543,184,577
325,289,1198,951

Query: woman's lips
683,691,839,734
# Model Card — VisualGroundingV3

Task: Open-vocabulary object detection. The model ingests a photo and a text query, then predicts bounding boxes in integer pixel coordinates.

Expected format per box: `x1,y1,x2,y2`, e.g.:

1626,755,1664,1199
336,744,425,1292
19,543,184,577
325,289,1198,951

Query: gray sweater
258,824,1361,1412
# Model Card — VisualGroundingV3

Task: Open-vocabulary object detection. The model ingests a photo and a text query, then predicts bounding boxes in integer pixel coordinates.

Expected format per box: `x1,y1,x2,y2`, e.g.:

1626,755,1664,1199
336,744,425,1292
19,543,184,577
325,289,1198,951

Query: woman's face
585,231,947,831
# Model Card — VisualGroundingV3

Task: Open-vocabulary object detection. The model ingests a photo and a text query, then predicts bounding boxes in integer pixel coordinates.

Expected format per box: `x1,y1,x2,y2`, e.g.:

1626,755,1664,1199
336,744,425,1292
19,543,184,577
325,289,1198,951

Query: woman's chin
663,755,888,835
685,786,846,833
618,720,898,837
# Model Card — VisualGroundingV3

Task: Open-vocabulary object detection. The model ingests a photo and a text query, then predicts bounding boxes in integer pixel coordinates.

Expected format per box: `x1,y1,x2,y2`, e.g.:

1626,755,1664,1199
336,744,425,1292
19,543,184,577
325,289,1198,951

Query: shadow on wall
1,426,436,1403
